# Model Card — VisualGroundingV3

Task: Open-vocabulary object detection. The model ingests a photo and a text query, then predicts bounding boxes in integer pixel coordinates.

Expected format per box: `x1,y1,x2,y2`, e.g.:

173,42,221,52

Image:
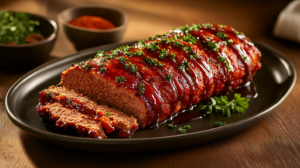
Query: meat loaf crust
60,23,261,128
39,86,139,137
37,103,107,139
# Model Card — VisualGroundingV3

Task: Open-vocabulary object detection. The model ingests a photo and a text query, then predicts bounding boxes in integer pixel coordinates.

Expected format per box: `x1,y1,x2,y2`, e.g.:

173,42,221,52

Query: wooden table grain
1,0,300,167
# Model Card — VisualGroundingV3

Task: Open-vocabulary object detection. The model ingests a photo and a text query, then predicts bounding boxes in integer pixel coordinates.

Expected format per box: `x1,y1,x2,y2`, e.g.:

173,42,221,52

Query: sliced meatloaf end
37,102,107,139
39,86,139,137
59,68,149,128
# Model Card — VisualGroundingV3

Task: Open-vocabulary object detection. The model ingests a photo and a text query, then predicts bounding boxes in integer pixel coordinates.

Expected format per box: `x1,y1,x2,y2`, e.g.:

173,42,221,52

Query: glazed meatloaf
38,86,138,138
60,23,262,128
37,103,107,138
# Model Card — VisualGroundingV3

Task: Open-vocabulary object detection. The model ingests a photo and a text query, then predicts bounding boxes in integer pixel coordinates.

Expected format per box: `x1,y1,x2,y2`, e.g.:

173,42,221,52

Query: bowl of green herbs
0,11,58,71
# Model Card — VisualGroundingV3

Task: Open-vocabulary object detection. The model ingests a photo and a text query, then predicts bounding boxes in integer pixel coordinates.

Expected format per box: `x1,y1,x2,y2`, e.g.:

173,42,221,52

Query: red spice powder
68,15,116,30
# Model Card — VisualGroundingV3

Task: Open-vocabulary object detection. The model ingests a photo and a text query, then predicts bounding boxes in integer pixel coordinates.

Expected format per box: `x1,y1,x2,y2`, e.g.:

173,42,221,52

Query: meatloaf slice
37,103,106,139
39,86,139,137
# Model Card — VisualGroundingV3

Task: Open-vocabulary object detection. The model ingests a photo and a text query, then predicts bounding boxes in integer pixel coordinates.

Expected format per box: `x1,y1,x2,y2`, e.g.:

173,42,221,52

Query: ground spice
68,15,116,30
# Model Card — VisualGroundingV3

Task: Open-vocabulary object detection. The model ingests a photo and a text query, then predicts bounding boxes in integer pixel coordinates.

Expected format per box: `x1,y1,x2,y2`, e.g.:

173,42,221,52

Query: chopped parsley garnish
166,74,173,82
138,83,145,94
168,123,176,128
207,40,219,52
182,33,197,44
95,50,105,57
100,65,106,72
67,99,71,104
136,50,143,56
241,54,247,61
128,64,138,73
179,60,190,70
218,24,226,28
235,31,242,35
70,63,75,66
118,56,128,62
182,125,191,129
200,23,212,28
123,51,135,57
224,59,231,72
106,113,111,116
178,125,191,133
183,46,192,52
198,93,250,116
178,127,186,133
0,11,42,45
216,32,228,39
115,76,126,82
46,92,50,98
227,39,233,44
215,121,226,127
171,53,176,59
145,57,164,67
217,56,225,62
217,56,231,71
158,62,165,67
147,42,160,51
159,48,168,59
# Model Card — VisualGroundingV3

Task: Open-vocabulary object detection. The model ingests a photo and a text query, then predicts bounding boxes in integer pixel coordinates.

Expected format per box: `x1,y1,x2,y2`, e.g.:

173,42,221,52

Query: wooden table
1,0,299,167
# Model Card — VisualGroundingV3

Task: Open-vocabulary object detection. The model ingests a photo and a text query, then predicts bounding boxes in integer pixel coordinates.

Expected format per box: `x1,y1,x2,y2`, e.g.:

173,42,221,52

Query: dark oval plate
5,41,296,152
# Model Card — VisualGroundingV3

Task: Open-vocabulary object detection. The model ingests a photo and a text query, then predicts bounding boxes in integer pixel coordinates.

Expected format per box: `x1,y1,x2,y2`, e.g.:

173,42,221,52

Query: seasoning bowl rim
0,10,58,48
57,5,129,33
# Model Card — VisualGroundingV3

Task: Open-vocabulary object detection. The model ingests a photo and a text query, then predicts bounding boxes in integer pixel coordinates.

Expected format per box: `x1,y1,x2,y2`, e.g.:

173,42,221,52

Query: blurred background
0,0,292,57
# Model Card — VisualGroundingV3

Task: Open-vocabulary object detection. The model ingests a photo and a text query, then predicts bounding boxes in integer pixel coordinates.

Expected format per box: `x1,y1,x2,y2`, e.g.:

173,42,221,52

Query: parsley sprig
198,93,250,116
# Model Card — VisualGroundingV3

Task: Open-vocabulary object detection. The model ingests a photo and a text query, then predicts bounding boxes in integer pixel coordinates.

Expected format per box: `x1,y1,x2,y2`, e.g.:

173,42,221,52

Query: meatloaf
38,86,138,138
60,23,262,128
37,103,107,138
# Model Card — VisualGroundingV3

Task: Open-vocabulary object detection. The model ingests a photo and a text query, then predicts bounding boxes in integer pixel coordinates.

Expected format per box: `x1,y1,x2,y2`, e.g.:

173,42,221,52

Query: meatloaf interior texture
38,86,138,138
37,103,107,139
60,23,261,129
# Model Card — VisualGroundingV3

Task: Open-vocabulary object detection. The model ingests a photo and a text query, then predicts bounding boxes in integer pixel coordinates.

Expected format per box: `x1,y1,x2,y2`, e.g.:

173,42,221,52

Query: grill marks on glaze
70,23,260,127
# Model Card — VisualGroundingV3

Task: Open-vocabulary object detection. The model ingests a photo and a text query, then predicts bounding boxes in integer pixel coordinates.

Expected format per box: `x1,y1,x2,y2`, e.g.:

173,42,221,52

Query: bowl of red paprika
58,5,129,50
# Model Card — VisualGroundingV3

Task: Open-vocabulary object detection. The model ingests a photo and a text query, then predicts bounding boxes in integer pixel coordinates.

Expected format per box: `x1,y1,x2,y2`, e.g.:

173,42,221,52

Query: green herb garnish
159,48,168,59
241,54,247,61
217,56,225,62
182,125,191,129
166,74,173,82
215,121,226,127
0,11,42,44
227,39,233,44
106,113,111,116
218,24,226,28
216,32,228,39
178,125,191,133
198,93,250,116
207,40,219,52
46,92,50,98
138,83,145,94
117,56,128,62
168,123,176,128
115,76,126,82
235,31,242,35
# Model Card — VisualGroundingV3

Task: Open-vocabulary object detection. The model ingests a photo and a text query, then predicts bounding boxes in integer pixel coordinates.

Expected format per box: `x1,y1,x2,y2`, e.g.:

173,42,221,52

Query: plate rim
5,41,297,148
